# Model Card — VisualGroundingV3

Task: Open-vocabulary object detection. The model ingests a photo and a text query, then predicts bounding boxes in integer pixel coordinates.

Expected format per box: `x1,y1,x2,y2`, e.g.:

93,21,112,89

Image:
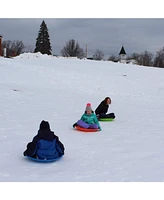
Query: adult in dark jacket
23,120,65,160
95,97,115,119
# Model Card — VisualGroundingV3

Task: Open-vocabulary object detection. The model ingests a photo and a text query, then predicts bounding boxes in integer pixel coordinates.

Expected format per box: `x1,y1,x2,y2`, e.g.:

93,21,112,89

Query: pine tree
34,20,52,55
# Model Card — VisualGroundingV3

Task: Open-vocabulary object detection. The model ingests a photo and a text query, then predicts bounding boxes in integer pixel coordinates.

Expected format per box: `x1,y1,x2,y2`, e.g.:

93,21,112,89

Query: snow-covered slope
0,52,164,182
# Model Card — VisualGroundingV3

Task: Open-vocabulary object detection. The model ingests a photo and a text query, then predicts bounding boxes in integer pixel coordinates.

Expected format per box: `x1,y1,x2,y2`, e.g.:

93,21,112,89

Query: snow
1,52,164,197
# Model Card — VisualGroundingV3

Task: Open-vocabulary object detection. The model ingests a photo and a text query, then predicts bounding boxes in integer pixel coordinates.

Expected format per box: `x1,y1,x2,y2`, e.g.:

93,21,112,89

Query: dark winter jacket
24,121,65,159
95,100,109,115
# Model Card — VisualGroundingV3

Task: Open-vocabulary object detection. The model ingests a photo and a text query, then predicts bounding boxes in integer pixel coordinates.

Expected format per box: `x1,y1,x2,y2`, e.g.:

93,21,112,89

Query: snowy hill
1,52,164,183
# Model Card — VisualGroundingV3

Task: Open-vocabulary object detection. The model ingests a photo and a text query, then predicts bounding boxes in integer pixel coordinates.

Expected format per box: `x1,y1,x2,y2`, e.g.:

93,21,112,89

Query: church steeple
119,46,126,55
119,46,127,63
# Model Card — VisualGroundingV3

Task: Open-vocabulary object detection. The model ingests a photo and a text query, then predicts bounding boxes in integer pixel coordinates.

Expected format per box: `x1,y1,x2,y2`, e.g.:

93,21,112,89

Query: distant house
126,59,138,65
119,46,127,63
87,57,94,60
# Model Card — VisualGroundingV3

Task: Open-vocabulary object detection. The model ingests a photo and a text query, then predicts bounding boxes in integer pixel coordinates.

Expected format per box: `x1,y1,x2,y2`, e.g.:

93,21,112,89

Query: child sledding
73,103,101,132
23,120,65,162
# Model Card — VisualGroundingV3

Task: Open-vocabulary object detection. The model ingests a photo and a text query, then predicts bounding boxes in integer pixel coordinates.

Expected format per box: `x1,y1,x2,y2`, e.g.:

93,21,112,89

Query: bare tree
108,55,118,62
60,39,84,58
139,51,154,66
93,49,104,60
154,47,164,68
129,51,153,66
128,53,140,61
15,40,25,55
2,40,25,57
2,40,13,57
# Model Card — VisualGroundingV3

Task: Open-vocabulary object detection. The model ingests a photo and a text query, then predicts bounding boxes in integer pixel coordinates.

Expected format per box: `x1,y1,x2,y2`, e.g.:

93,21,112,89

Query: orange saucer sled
75,125,99,132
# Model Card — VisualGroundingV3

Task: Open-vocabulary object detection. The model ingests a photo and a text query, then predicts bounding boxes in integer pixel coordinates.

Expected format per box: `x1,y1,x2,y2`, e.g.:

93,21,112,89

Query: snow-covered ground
0,52,164,197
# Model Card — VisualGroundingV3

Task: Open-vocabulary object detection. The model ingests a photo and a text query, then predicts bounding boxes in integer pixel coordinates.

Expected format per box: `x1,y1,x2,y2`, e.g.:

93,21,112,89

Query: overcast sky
0,18,164,59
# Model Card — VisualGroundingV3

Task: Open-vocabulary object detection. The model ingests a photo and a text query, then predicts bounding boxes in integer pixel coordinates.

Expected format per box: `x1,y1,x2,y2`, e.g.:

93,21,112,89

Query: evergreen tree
34,20,52,55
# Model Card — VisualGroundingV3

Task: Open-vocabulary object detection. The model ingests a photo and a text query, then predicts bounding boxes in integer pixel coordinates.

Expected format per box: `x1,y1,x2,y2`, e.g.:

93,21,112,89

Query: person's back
36,138,60,159
95,100,109,115
24,120,65,159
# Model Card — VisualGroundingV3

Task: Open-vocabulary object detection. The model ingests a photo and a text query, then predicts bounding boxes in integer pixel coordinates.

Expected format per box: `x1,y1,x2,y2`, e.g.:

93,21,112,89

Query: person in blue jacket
23,120,65,160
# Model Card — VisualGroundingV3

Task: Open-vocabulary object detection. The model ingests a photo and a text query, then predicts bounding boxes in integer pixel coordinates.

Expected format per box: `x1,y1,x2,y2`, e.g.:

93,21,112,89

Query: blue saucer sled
26,155,63,163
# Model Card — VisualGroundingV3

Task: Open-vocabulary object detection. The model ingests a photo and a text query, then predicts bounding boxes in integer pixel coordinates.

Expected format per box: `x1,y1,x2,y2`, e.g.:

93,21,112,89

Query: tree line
108,49,164,68
2,20,164,68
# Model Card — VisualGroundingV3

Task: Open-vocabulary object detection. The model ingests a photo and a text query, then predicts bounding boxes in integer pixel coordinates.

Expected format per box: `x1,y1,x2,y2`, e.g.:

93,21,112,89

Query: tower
119,46,127,63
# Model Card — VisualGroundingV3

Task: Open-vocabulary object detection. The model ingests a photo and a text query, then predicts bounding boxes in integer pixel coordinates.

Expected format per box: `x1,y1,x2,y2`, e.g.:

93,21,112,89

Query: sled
26,155,63,163
74,125,99,132
99,118,114,122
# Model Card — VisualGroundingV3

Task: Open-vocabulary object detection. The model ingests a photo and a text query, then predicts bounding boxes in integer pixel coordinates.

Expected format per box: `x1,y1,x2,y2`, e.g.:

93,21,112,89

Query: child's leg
77,120,90,128
89,124,98,129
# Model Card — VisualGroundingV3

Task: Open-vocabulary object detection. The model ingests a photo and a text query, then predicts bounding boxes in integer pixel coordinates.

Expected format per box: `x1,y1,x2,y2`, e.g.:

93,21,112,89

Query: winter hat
39,120,50,131
85,103,92,112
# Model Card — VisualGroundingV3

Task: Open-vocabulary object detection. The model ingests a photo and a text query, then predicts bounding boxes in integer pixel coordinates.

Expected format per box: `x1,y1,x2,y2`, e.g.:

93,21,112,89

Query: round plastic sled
75,125,99,132
99,118,114,122
26,155,63,163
